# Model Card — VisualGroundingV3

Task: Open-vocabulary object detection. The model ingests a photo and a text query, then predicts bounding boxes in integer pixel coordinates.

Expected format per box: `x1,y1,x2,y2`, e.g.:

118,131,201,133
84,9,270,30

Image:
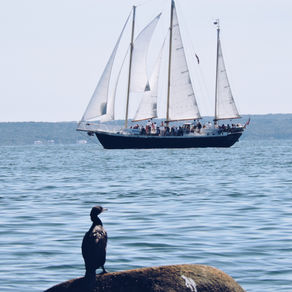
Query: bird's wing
91,226,107,249
82,226,107,259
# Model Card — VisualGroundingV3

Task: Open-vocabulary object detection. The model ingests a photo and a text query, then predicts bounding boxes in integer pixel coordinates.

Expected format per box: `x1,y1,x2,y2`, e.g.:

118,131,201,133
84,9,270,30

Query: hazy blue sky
0,0,291,122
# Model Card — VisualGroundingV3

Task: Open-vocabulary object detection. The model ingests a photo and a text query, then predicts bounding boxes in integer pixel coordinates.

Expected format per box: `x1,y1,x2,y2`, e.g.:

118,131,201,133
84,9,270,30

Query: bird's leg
99,265,108,274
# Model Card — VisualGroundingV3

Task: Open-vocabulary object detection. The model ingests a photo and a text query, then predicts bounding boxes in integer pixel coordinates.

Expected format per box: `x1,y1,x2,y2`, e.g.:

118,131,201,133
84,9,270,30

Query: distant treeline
0,114,291,145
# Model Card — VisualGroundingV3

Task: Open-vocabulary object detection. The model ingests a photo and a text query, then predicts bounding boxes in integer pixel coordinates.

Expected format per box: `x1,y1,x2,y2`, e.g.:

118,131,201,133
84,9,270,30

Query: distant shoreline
0,114,291,145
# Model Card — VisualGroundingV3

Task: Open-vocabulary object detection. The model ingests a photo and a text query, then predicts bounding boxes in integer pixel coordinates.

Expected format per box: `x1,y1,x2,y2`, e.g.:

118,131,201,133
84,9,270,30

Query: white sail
168,5,201,121
215,39,240,120
133,40,165,121
80,13,131,122
130,13,161,92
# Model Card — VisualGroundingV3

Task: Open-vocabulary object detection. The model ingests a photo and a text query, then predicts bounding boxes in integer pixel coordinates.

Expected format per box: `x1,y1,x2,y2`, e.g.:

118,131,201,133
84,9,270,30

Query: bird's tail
85,270,96,281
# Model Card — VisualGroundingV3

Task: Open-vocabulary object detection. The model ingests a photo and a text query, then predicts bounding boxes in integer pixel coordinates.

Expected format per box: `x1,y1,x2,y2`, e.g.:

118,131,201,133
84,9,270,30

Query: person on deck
164,126,170,136
156,126,160,136
170,127,175,136
151,122,157,135
197,122,202,133
140,126,146,135
178,126,183,136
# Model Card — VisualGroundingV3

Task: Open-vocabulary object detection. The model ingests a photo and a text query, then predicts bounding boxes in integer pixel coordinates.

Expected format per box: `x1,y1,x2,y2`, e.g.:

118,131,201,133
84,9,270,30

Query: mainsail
79,13,131,123
215,27,240,120
168,3,201,121
130,13,161,92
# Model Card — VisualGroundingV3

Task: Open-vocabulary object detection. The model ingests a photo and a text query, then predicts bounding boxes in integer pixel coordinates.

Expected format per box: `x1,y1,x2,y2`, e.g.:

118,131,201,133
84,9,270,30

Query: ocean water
0,139,291,291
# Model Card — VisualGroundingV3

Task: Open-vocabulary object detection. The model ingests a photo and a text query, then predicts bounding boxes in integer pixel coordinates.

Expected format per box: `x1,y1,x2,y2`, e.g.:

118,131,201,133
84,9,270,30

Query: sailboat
77,0,247,149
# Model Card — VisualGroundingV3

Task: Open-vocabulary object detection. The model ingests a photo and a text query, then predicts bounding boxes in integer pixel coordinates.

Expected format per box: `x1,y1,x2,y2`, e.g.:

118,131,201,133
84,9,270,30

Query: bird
82,206,108,279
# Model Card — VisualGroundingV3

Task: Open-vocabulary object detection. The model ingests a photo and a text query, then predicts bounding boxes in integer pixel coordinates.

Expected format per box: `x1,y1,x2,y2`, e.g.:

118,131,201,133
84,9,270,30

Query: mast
166,0,174,124
125,6,136,129
214,19,220,123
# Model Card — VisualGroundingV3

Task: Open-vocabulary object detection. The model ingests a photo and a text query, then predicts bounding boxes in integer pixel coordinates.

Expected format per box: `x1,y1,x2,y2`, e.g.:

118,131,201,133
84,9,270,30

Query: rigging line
161,30,169,51
196,69,214,118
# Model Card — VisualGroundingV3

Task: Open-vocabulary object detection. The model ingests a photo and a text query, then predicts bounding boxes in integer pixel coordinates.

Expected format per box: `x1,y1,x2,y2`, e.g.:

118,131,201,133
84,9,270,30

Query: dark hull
95,131,242,149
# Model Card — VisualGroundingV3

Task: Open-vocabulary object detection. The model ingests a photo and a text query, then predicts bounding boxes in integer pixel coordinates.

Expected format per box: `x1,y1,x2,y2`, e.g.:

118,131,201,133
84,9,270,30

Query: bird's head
90,206,108,223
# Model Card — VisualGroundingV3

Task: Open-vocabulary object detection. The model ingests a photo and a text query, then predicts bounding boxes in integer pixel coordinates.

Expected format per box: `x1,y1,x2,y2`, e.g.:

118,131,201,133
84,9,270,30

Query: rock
45,264,245,292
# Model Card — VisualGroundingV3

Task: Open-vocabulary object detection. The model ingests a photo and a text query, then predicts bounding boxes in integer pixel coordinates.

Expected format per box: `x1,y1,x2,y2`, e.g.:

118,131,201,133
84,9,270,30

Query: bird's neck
91,216,103,227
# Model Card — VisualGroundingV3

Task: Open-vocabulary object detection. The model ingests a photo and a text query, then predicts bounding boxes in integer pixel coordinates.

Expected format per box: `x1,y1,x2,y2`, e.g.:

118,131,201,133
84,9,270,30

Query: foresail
132,89,157,122
133,40,165,121
130,13,161,92
80,13,131,122
215,40,240,120
168,5,201,121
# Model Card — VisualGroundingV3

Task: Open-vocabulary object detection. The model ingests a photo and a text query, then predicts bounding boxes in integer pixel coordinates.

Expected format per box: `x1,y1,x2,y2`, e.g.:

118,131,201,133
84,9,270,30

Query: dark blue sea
0,139,291,291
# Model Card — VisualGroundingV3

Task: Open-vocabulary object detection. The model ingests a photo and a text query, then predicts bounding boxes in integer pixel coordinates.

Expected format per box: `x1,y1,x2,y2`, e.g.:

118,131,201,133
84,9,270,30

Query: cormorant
82,206,108,279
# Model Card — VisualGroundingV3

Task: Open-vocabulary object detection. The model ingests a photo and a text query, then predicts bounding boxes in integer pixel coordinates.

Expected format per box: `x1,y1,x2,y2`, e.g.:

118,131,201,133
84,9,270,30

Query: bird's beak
102,208,108,213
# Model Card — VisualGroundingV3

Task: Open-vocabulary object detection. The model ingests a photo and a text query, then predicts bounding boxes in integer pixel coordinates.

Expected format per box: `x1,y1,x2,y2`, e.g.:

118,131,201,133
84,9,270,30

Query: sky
0,0,292,122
